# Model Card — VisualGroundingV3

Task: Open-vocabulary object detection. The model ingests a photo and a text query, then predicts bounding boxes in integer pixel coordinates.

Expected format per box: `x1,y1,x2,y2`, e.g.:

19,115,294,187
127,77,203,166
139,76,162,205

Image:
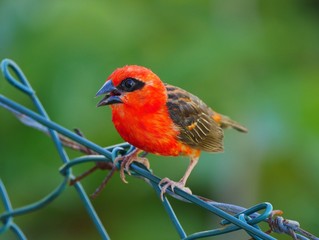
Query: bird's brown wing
165,84,224,152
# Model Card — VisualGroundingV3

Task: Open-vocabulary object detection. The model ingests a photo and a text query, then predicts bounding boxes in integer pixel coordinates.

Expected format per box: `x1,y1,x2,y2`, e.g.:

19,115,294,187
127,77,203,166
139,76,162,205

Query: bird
96,65,247,199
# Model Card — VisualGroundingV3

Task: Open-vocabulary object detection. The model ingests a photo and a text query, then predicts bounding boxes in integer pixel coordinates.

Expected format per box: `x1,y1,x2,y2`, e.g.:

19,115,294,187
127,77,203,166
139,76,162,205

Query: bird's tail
212,113,248,133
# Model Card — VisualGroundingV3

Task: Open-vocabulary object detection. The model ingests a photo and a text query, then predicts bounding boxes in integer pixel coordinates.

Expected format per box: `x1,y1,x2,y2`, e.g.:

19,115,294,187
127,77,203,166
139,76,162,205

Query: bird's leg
114,148,150,183
159,156,199,200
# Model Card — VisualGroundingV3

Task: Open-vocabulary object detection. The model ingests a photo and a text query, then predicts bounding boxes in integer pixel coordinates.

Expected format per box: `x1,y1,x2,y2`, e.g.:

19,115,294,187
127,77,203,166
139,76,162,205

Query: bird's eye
123,79,135,90
119,78,145,92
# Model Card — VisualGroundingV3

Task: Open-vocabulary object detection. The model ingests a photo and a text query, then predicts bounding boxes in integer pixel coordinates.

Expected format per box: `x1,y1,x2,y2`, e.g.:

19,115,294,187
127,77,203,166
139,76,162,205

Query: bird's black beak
96,80,123,107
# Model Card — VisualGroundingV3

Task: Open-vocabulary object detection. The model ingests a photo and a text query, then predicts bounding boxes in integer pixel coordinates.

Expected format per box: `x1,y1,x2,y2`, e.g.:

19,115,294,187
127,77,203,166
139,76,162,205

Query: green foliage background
0,0,318,239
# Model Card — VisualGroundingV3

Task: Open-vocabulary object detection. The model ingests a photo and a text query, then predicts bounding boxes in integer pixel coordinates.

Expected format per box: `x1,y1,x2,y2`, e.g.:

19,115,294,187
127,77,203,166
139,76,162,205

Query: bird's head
96,65,167,111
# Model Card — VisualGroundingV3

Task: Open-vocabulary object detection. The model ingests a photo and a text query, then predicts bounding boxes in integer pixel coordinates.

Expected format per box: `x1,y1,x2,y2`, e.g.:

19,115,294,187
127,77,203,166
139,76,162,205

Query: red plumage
96,65,247,198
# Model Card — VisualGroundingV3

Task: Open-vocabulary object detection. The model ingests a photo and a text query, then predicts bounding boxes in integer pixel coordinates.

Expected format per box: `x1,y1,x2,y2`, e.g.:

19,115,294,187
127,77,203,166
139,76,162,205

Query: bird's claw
114,152,150,184
159,178,192,201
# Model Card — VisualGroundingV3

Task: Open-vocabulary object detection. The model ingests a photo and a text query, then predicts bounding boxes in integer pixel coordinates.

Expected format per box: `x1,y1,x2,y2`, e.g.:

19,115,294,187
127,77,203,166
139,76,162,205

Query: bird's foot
159,178,192,201
114,150,150,183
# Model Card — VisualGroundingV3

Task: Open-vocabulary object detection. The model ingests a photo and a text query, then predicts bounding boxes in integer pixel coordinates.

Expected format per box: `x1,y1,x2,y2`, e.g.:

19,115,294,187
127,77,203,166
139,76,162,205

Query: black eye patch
118,78,145,92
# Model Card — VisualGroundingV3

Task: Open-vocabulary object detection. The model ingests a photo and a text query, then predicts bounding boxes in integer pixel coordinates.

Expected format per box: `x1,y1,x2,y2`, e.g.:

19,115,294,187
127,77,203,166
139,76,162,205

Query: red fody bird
96,65,247,198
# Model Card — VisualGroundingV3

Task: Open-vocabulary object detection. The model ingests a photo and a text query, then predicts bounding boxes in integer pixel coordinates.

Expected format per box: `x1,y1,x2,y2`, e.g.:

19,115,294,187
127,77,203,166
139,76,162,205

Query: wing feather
165,84,223,152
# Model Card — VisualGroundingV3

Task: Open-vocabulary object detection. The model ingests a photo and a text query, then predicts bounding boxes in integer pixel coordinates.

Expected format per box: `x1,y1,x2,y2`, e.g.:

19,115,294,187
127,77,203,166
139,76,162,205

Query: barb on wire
0,59,318,240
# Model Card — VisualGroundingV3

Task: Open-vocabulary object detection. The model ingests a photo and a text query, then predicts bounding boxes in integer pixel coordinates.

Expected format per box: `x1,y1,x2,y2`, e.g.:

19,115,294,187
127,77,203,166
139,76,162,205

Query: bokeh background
1,0,318,239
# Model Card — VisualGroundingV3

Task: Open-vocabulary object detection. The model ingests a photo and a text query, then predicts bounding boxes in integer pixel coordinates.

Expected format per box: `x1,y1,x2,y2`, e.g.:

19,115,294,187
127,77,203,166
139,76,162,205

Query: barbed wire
0,59,317,240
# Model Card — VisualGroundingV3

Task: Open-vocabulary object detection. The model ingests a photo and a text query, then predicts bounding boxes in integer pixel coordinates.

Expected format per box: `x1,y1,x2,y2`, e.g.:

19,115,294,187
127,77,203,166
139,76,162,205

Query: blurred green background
1,0,318,239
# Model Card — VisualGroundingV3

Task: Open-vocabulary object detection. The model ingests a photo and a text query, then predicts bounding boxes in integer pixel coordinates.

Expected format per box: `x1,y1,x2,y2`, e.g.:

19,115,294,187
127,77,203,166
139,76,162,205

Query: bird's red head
96,65,167,112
